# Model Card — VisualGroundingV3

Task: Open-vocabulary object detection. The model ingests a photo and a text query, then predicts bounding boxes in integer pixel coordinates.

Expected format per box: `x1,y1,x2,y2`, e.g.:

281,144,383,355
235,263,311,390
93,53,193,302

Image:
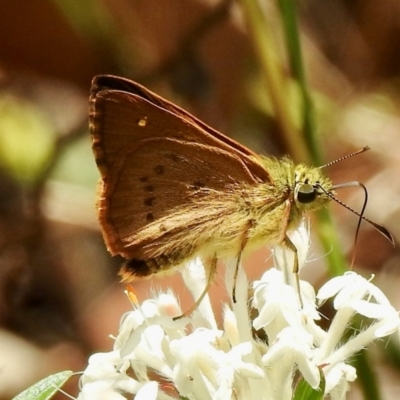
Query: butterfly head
293,164,334,212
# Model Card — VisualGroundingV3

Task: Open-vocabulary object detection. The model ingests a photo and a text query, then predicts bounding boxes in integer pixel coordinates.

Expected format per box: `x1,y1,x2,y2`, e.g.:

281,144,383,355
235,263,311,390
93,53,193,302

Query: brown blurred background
0,0,400,398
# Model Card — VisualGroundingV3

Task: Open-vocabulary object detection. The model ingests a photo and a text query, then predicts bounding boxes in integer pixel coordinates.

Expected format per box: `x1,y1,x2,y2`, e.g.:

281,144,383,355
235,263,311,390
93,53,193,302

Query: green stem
275,1,380,398
354,350,382,400
317,208,347,275
277,0,320,165
274,0,347,275
240,0,308,161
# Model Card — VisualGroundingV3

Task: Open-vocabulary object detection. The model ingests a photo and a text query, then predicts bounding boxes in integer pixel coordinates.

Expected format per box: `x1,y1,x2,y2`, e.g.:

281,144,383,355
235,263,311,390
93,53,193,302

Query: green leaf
12,370,73,400
293,372,326,400
0,94,55,182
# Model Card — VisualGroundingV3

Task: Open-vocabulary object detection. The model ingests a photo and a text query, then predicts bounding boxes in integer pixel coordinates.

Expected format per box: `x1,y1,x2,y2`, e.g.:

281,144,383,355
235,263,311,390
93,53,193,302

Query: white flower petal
352,300,397,319
132,325,173,379
181,258,217,328
375,318,400,337
324,363,356,395
223,305,240,347
80,351,123,385
114,377,144,394
317,272,358,302
78,381,126,400
156,292,182,317
134,381,158,400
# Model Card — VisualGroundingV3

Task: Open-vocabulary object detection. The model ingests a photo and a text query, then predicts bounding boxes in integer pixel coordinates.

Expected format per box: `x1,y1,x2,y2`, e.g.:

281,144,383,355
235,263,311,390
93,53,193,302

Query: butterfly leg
232,252,243,304
277,199,303,307
232,219,254,303
282,235,303,308
174,254,218,320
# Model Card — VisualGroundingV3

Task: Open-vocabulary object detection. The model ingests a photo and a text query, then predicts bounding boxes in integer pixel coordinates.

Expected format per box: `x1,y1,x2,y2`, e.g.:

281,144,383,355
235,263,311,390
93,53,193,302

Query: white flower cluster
77,224,400,400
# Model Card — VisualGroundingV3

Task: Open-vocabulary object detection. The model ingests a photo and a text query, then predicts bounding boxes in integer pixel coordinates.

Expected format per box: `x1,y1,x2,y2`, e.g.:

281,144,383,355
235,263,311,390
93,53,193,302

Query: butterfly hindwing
97,137,261,259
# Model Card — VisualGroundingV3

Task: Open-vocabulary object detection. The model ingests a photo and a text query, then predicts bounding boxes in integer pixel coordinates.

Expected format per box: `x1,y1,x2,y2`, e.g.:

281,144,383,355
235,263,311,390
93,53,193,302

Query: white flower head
77,223,400,400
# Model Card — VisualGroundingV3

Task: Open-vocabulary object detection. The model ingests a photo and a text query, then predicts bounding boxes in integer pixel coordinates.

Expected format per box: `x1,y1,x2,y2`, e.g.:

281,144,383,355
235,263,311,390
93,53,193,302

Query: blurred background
0,0,400,398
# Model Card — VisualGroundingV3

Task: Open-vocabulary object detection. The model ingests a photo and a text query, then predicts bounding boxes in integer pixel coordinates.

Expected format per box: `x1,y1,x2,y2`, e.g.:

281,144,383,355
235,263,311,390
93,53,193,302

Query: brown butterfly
89,75,393,317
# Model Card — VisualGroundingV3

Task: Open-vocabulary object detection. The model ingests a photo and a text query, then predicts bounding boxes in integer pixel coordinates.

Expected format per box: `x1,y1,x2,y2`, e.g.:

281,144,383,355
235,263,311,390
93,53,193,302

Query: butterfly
89,75,393,317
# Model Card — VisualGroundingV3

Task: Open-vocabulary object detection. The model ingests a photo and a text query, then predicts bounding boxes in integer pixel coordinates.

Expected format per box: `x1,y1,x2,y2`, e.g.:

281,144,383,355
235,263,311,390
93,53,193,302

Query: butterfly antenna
318,181,394,268
318,146,370,169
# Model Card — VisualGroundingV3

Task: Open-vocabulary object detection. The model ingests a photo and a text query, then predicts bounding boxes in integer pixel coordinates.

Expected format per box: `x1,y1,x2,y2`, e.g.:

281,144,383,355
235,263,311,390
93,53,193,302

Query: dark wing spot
146,212,154,222
144,197,155,206
155,165,164,175
144,184,154,192
139,176,148,182
193,180,205,190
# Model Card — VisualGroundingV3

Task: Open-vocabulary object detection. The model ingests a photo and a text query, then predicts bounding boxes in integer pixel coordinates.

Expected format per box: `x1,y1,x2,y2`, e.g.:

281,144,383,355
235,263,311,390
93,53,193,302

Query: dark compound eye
297,183,317,203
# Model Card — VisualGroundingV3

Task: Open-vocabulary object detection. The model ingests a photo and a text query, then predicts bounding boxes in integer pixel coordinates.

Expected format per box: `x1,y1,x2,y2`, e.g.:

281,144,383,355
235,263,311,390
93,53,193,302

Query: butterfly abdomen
119,250,192,282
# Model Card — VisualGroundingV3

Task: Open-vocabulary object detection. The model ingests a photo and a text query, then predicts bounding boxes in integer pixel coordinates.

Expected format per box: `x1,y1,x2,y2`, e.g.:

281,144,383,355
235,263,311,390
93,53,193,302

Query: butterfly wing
90,75,270,182
98,137,263,259
90,75,272,259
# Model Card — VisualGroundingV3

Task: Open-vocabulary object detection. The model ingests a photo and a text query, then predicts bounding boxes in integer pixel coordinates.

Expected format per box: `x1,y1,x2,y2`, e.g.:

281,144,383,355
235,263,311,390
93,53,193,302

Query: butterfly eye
297,184,317,203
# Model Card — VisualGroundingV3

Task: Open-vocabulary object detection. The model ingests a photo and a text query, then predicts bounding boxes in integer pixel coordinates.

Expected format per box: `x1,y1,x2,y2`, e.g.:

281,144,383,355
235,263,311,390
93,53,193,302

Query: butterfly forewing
90,75,270,182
